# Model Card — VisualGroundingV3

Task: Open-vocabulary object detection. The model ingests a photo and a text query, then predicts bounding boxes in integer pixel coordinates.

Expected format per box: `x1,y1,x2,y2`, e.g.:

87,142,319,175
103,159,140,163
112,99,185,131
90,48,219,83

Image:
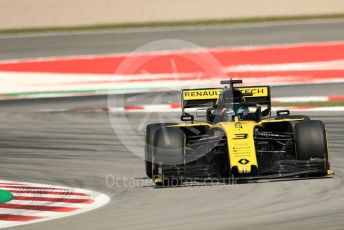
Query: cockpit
207,88,249,123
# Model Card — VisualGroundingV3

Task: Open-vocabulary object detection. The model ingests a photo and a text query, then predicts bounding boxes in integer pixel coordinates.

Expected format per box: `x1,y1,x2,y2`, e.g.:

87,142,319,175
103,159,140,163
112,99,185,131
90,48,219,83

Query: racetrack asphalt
1,19,344,60
0,19,343,230
0,97,343,230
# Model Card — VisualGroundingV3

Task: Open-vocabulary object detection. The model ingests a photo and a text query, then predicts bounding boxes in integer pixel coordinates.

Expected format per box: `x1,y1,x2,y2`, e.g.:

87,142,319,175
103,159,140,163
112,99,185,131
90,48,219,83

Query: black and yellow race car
145,80,332,186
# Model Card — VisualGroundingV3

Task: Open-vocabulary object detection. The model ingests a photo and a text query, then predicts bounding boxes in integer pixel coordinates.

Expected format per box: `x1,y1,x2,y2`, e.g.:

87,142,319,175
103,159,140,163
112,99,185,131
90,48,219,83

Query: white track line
7,200,90,208
274,106,344,112
9,193,92,199
272,96,330,103
0,187,67,192
226,59,344,72
0,209,80,218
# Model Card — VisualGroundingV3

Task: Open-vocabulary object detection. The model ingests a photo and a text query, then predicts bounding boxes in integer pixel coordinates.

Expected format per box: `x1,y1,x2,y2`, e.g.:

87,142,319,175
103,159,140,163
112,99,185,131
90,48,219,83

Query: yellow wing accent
182,89,223,100
238,87,269,97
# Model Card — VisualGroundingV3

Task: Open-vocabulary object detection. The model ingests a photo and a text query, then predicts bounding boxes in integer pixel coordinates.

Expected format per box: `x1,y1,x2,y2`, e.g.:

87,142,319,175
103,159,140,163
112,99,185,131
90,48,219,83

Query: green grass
2,13,344,35
0,190,13,204
273,101,344,107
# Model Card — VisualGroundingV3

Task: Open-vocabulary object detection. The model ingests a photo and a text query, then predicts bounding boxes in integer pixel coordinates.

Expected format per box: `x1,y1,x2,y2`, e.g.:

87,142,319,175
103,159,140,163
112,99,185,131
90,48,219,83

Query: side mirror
277,110,290,116
196,108,208,117
181,114,194,122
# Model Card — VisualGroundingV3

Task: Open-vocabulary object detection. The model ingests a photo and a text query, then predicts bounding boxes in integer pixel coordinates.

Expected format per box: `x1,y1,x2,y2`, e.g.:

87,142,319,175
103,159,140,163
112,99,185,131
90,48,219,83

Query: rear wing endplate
238,86,271,117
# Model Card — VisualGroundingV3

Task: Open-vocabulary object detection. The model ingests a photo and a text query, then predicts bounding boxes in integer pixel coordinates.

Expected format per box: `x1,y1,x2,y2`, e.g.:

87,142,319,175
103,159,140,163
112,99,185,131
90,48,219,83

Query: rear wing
181,86,271,119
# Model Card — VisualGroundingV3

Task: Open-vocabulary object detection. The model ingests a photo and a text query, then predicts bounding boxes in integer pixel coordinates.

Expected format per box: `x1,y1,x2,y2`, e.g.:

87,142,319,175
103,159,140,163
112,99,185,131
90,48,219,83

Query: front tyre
294,120,329,175
145,123,175,178
153,127,185,186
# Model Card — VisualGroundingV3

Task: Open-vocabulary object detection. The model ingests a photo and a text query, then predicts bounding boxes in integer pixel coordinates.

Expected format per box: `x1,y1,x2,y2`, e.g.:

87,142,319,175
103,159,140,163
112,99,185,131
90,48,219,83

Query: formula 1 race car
145,80,332,186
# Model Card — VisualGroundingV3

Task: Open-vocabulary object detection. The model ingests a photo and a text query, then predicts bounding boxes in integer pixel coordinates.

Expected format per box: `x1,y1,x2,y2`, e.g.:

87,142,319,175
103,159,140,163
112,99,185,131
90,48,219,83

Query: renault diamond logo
238,159,250,165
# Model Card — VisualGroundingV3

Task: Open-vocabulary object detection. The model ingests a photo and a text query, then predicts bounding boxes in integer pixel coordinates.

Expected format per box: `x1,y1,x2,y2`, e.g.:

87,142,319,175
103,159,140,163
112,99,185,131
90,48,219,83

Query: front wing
155,158,331,183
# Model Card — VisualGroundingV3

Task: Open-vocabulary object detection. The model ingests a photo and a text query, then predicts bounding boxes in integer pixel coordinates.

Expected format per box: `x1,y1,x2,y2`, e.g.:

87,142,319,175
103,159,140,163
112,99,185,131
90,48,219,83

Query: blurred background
2,0,344,30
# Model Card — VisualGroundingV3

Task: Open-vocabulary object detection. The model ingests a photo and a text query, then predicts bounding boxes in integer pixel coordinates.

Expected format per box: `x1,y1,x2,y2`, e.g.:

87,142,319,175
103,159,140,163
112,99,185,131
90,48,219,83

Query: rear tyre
294,120,329,175
145,123,175,178
153,127,185,186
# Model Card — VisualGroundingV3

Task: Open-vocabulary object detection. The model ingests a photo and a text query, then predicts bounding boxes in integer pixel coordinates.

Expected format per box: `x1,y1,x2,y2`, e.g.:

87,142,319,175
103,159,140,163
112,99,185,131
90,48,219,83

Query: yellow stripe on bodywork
218,120,258,174
169,123,211,128
259,119,304,125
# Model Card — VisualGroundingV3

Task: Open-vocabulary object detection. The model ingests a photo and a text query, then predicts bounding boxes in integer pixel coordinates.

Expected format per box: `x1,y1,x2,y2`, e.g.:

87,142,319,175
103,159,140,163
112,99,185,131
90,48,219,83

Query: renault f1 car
145,80,332,186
